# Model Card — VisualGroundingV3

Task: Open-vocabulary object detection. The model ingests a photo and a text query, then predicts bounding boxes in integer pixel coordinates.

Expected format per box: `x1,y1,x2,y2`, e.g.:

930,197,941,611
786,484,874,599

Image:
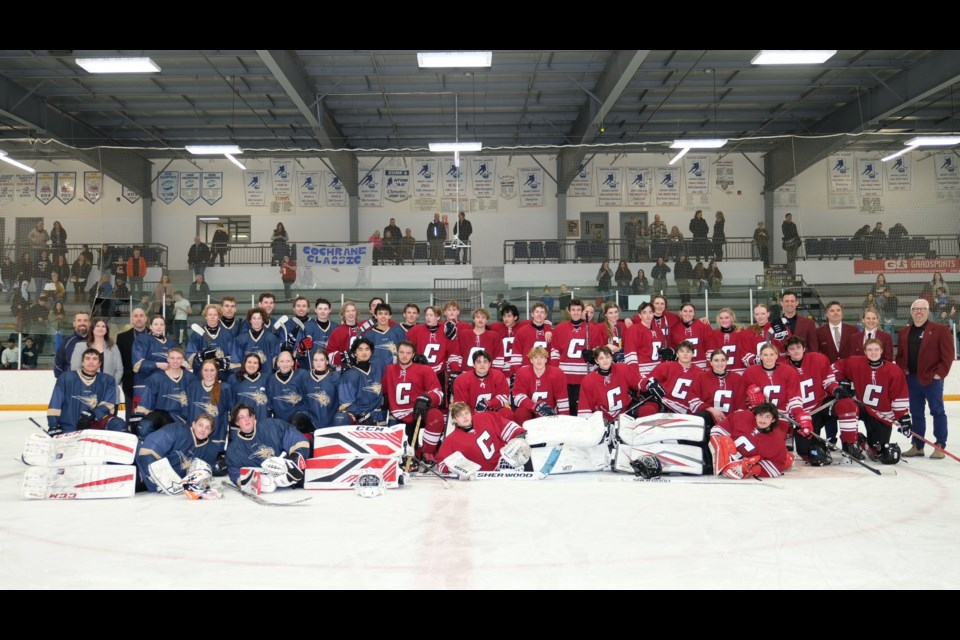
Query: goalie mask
355,469,385,498
630,454,662,479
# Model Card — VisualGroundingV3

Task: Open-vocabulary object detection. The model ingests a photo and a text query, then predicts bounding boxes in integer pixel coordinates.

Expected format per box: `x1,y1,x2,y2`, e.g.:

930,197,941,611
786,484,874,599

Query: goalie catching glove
582,348,596,366
260,451,306,488
500,435,531,468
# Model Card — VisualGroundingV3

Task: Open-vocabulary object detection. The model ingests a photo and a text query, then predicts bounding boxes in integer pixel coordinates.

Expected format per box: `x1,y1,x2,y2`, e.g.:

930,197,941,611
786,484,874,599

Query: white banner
499,174,516,199
857,157,882,196
518,168,544,207
569,161,594,197
935,153,960,190
469,157,496,200
324,171,347,207
441,160,465,197
827,152,856,208
157,171,178,204
384,168,410,203
596,167,623,206
0,174,13,205
16,174,35,203
35,173,55,205
683,156,709,195
625,168,651,206
884,154,912,191
714,160,734,191
83,171,102,203
180,171,200,205
774,179,798,208
243,171,267,206
654,168,680,206
358,168,384,207
122,186,141,204
56,172,76,204
201,172,222,205
296,171,321,207
297,242,374,289
413,158,438,198
271,159,293,197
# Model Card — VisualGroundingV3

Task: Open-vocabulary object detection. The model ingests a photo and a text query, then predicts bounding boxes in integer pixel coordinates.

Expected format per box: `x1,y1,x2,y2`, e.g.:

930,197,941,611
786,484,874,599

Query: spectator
862,292,878,314
153,273,174,316
889,223,909,258
689,210,709,262
383,218,402,264
53,255,69,291
651,257,671,293
90,273,113,318
187,236,211,277
368,229,384,265
871,274,889,297
189,274,210,307
896,299,954,458
54,311,90,378
674,254,694,304
614,260,632,290
881,289,899,334
21,336,38,369
623,216,638,261
707,259,723,293
541,287,555,319
919,282,934,307
596,260,613,299
43,271,65,305
930,272,949,296
649,214,668,260
70,317,123,384
79,244,93,265
49,221,67,263
668,225,684,260
453,211,473,264
171,291,192,344
382,229,397,265
426,213,447,265
636,225,651,261
934,287,955,323
280,255,297,300
631,269,649,295
126,248,147,297
488,293,506,320
270,222,289,266
211,223,229,267
853,225,871,259
1,256,15,295
28,221,49,262
693,260,707,293
1,339,18,369
401,228,416,264
26,296,50,353
782,213,801,276
49,301,69,352
69,253,92,304
869,222,887,259
34,250,51,297
99,243,120,275
712,211,726,261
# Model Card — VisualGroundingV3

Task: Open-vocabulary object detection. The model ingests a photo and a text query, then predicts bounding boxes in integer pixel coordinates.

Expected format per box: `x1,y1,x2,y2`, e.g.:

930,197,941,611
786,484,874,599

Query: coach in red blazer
896,299,954,457
816,301,857,362
850,308,894,361
780,291,819,353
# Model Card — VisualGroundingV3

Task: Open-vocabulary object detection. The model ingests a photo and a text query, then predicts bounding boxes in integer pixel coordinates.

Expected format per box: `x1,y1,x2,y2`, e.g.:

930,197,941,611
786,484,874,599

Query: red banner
854,258,960,274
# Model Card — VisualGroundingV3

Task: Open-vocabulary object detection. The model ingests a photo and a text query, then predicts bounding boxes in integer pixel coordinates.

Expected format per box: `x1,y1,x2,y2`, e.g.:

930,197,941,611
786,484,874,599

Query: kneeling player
47,348,126,435
578,346,641,421
383,341,445,455
333,338,387,426
436,402,531,478
226,403,310,493
452,350,515,422
709,402,795,479
637,341,715,426
136,413,222,498
512,346,569,424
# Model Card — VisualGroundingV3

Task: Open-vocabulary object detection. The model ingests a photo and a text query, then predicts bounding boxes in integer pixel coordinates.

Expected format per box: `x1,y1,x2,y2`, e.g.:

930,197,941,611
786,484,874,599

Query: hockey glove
340,350,355,373
297,335,313,356
127,414,143,437
534,401,558,417
582,348,596,366
896,414,912,438
261,451,305,488
444,320,458,341
442,451,480,480
796,414,814,439
285,330,299,350
500,436,532,468
215,358,231,372
771,322,789,341
200,347,218,362
646,379,666,401
412,353,429,365
47,424,63,437
414,394,432,413
745,384,765,409
833,380,855,400
213,452,228,477
657,346,677,362
752,355,762,366
475,397,489,412
613,350,626,363
77,409,96,430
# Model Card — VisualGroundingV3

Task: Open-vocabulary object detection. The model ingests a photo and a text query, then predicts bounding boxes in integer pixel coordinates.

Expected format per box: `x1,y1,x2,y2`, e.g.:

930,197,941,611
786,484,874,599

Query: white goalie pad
312,424,405,458
22,465,137,500
530,442,610,474
22,431,139,467
614,442,705,476
615,413,706,446
304,455,401,490
523,412,608,448
148,458,184,495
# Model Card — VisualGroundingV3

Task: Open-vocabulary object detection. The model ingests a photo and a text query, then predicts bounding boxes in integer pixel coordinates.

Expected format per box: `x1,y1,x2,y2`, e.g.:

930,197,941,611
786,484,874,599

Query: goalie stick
220,481,312,506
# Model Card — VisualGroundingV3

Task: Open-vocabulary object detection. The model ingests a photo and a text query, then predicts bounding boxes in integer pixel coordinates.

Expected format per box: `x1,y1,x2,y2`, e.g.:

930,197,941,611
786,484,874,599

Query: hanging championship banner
297,243,374,288
0,174,14,206
55,172,76,204
683,156,709,195
243,171,266,206
358,168,384,207
884,154,912,191
625,168,651,206
518,168,544,207
569,161,594,197
827,152,856,208
35,173,55,205
441,160,465,197
413,158,438,198
201,172,222,205
271,159,293,197
499,173,517,200
384,168,410,203
857,157,882,196
297,171,321,207
935,153,959,190
122,185,141,204
714,160,734,191
179,172,200,205
157,171,178,204
596,167,623,206
654,168,680,206
83,171,103,203
323,171,347,207
469,157,496,199
16,174,36,202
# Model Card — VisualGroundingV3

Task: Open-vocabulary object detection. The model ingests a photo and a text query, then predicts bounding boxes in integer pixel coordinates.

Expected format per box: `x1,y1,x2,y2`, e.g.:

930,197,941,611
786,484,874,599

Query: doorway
618,211,648,262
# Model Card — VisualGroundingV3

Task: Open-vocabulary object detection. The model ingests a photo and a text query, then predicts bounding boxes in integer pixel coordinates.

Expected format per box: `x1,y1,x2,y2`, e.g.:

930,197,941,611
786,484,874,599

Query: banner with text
297,242,374,288
569,161,594,197
16,174,35,203
179,171,200,205
469,157,496,200
884,154,912,191
201,172,223,205
385,168,410,203
596,167,623,206
83,171,103,203
0,174,13,205
654,168,680,206
854,258,960,275
35,173,55,205
358,168,384,207
324,171,347,207
56,172,76,204
518,168,544,207
625,167,651,206
244,171,267,206
827,152,856,208
297,171,321,207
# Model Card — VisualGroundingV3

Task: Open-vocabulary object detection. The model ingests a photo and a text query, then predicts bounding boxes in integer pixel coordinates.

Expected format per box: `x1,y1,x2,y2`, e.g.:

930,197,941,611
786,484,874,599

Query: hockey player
738,303,790,369
134,347,194,439
637,341,708,420
697,348,744,421
400,303,420,332
235,307,280,373
709,402,795,479
188,358,235,446
137,413,222,495
47,348,126,434
705,307,746,374
256,292,276,322
783,336,842,456
832,338,911,463
266,350,312,434
623,302,664,379
512,346,570,424
488,304,521,378
595,302,629,362
578,346,642,421
363,303,407,370
383,340,445,450
357,296,396,334
301,350,340,431
333,338,387,426
185,304,240,379
511,302,552,370
407,305,455,383
276,296,314,370
441,300,474,345
131,314,178,405
436,402,530,477
327,301,363,368
304,298,339,355
739,342,814,452
669,303,712,369
219,296,244,339
452,350,515,423
233,354,271,421
226,403,310,491
634,294,680,343
451,308,504,373
550,299,602,415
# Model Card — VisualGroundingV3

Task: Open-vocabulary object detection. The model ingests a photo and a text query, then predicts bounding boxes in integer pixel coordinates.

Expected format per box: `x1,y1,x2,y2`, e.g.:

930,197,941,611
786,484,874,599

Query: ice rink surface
1,410,958,590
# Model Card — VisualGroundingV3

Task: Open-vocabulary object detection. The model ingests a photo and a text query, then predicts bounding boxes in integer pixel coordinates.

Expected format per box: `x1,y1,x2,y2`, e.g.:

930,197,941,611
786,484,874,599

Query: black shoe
842,442,865,461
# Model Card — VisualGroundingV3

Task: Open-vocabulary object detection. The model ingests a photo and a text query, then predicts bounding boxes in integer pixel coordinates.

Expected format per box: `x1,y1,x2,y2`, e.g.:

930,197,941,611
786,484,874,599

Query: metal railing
3,242,168,271
202,241,471,266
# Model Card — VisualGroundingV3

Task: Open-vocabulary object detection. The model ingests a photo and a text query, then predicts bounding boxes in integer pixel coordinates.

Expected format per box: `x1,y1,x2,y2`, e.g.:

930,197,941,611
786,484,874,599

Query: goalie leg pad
615,442,705,475
617,414,707,446
524,412,608,448
708,434,739,476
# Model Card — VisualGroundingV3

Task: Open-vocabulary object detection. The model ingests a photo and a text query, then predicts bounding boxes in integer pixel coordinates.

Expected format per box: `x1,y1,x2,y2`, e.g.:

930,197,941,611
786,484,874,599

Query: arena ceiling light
429,142,482,168
883,135,960,162
417,52,492,68
0,150,36,173
751,50,837,65
75,57,160,73
668,138,727,165
186,145,242,155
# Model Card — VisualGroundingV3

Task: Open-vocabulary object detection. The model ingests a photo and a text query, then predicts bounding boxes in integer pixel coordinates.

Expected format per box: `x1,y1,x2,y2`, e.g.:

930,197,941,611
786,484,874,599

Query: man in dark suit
780,291,819,353
116,307,148,423
896,299,954,458
816,301,857,362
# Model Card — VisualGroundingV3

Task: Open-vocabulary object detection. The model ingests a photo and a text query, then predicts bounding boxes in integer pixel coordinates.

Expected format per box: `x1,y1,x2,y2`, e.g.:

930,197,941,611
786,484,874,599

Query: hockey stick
783,414,881,475
29,417,51,436
904,432,960,463
403,410,425,473
221,481,312,506
416,459,452,487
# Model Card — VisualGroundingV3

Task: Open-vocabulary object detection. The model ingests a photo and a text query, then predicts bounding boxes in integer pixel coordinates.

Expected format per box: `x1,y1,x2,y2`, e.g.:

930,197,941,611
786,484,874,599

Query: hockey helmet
879,443,901,465
355,468,385,498
805,441,832,467
182,458,213,491
630,454,663,479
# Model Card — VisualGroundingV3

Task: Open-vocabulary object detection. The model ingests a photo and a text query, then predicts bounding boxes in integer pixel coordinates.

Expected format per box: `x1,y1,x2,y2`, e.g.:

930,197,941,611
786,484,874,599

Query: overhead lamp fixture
224,154,246,170
186,144,242,155
428,142,483,152
904,136,960,147
669,147,690,165
881,146,917,163
417,51,492,68
669,139,728,149
75,57,160,73
751,50,837,65
0,150,36,173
